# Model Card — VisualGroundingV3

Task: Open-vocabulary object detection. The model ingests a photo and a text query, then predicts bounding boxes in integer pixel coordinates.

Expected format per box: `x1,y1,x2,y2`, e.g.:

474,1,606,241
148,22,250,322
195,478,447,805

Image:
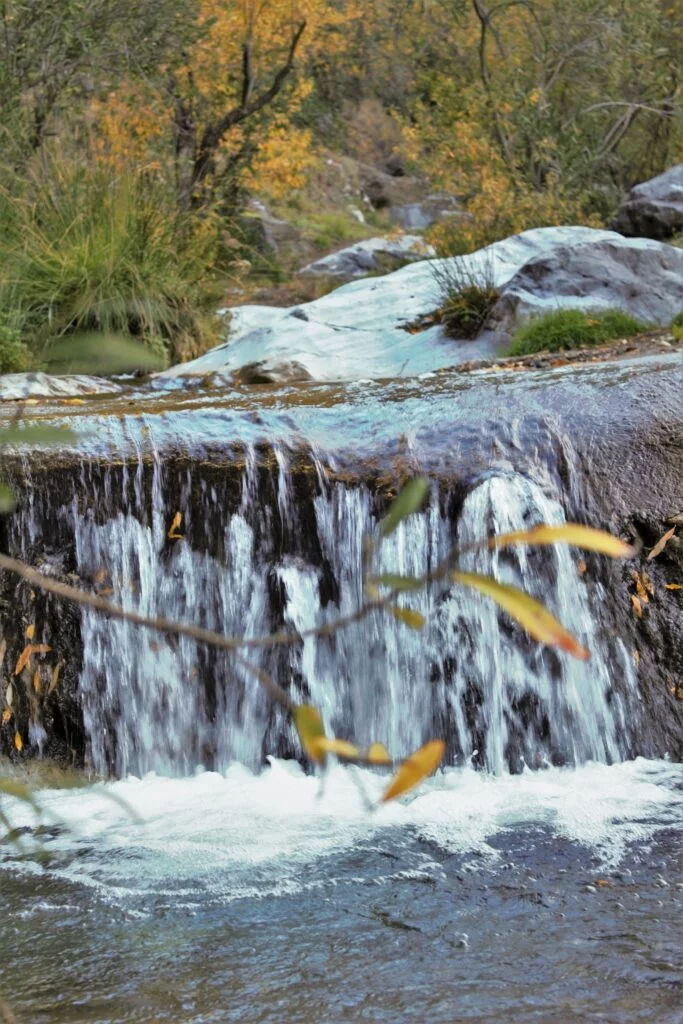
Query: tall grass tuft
508,308,648,356
0,157,226,370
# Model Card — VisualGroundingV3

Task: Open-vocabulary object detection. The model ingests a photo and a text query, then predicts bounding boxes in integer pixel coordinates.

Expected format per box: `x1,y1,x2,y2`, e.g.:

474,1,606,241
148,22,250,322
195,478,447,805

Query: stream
0,354,682,1022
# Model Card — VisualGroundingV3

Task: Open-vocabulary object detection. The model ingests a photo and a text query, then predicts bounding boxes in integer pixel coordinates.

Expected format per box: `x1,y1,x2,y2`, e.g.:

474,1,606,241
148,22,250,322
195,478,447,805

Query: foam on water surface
3,758,680,906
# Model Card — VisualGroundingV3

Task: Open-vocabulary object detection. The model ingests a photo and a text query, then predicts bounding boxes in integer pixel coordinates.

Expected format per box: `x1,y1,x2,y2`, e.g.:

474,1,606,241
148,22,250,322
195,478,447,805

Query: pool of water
1,758,681,1023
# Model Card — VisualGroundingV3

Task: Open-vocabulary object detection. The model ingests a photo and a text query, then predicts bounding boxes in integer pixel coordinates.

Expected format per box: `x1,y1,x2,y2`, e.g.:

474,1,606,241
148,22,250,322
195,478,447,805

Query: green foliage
508,309,648,356
0,312,29,373
671,311,683,329
0,158,225,367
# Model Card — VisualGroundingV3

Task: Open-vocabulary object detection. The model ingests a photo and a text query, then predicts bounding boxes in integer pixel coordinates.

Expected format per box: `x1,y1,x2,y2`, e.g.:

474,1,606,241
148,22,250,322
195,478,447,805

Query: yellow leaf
665,583,681,591
14,731,23,752
168,511,183,540
647,526,676,560
632,572,649,604
490,524,636,558
33,670,42,694
312,737,361,760
2,707,12,724
641,572,654,597
25,624,35,640
293,704,326,764
631,595,643,618
366,742,392,765
390,607,426,630
382,739,445,802
452,572,590,660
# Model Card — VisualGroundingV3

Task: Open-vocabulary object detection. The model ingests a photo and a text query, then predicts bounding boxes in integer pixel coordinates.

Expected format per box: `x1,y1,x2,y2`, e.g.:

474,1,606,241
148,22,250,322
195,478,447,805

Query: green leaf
0,482,16,513
379,478,429,538
368,574,423,592
452,571,590,660
293,704,326,764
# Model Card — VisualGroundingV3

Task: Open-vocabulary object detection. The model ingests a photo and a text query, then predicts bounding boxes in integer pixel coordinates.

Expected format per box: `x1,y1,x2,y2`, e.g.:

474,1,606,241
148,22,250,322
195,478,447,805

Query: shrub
0,157,226,368
508,309,648,356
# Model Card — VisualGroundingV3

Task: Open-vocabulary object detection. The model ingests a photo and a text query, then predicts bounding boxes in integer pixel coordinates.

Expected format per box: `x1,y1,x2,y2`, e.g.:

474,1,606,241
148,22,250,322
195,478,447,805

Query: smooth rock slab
161,227,683,384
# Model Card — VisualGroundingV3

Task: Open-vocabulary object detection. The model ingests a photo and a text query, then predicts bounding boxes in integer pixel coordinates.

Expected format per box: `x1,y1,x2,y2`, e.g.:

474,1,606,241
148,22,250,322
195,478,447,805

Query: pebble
584,885,597,894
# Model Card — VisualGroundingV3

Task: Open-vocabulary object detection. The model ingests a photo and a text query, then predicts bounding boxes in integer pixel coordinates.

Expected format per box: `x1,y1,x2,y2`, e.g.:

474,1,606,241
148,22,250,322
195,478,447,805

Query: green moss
508,308,648,356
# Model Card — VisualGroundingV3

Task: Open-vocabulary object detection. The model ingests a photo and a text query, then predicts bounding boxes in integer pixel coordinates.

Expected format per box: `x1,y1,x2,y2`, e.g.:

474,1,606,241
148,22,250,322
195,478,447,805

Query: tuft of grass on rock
429,252,499,339
508,308,649,356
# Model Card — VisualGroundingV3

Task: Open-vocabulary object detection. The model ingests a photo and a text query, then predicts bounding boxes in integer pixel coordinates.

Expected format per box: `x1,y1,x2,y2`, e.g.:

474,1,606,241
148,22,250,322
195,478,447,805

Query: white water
5,758,681,908
68,447,636,777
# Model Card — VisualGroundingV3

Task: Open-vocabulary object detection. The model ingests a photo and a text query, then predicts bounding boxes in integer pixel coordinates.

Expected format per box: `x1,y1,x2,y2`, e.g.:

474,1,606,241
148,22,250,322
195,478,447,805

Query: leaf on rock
382,739,445,802
293,704,326,764
25,624,35,640
379,478,429,539
5,682,13,707
48,664,62,694
631,595,643,618
14,644,51,675
366,742,392,766
632,572,649,603
452,571,590,660
14,731,23,752
490,523,636,558
33,670,42,694
665,583,681,591
647,526,676,560
2,708,12,724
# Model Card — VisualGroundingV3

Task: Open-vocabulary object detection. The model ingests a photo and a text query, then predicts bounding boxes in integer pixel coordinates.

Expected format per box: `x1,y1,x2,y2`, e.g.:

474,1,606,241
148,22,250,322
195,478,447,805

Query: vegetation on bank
0,0,681,371
507,309,649,356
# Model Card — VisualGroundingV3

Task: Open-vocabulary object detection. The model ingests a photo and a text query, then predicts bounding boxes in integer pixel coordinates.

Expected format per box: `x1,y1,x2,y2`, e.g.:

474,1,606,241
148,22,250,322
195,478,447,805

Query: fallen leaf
647,526,676,560
14,731,23,752
633,650,640,666
641,572,654,597
14,644,52,675
48,664,62,694
390,606,426,630
293,705,326,764
665,583,681,591
631,595,643,618
489,524,636,559
632,572,649,604
0,639,6,664
577,559,587,576
382,739,445,802
168,511,183,540
366,742,392,765
2,708,12,724
25,624,35,640
5,682,13,707
33,670,42,694
452,572,590,660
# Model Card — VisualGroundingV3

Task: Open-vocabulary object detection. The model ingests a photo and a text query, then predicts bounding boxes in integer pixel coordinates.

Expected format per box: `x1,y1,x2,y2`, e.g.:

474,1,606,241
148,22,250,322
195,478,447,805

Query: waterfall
44,445,636,778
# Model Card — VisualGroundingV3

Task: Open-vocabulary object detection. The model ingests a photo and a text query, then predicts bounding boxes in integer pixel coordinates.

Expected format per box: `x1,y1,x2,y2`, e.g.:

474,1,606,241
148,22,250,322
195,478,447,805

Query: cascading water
58,444,637,778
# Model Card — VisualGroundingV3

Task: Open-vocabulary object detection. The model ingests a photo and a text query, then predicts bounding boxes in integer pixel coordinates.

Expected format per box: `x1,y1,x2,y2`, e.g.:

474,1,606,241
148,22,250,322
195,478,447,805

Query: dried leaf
665,583,681,591
379,478,429,539
452,572,590,660
0,639,6,664
490,524,636,559
25,624,35,640
168,511,183,540
382,739,445,802
14,731,22,752
577,559,587,576
633,650,640,666
312,737,361,760
5,682,13,707
632,572,649,604
48,664,62,694
32,670,42,694
2,708,12,724
641,572,654,597
366,742,392,766
647,526,676,560
631,595,643,618
293,705,326,764
390,606,426,630
14,644,51,675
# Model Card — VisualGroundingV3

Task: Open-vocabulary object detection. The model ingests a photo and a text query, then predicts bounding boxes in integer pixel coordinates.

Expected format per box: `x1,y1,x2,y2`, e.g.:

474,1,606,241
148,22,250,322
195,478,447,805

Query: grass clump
508,308,648,356
0,157,226,372
429,251,499,339
671,311,683,340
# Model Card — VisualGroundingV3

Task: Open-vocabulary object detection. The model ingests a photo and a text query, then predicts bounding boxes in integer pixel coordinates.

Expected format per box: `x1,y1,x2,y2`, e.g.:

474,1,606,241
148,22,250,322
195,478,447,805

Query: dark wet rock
610,164,683,240
238,198,303,255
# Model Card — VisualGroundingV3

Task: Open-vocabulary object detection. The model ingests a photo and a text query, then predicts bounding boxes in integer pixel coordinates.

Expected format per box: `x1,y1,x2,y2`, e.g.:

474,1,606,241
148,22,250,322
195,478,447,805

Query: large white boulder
153,226,683,384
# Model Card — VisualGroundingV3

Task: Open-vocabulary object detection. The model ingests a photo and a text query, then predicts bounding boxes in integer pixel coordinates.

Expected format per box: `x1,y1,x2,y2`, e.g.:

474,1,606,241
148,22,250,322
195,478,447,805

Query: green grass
507,308,649,356
0,157,226,371
429,252,499,339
